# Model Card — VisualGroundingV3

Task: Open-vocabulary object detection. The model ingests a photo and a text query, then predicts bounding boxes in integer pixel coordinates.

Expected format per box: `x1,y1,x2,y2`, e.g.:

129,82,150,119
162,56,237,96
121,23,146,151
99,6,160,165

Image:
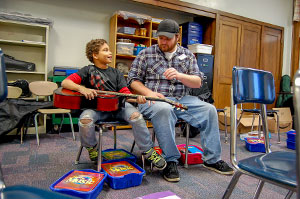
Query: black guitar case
3,54,35,71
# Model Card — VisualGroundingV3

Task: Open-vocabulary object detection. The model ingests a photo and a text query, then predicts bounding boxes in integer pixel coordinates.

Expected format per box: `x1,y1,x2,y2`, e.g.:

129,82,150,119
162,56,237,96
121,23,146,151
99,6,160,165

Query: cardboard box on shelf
267,108,293,133
218,107,260,134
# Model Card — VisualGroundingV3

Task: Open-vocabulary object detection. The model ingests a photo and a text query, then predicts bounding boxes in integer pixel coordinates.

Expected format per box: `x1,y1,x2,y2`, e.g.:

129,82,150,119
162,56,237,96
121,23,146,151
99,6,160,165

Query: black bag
4,54,35,71
190,83,214,104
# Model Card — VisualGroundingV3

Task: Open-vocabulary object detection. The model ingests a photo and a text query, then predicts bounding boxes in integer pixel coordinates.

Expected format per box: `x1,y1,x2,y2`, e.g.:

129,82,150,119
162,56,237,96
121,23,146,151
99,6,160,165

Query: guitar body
54,87,120,111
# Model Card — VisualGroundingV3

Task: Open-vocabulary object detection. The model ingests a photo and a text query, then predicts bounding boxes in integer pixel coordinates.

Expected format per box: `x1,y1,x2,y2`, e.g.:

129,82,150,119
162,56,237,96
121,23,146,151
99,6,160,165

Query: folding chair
222,67,297,199
75,120,129,172
293,69,300,199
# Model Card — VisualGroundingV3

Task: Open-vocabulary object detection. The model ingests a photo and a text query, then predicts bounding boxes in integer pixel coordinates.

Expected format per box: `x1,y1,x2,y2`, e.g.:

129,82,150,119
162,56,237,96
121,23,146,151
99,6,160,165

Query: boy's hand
78,86,97,100
136,95,147,104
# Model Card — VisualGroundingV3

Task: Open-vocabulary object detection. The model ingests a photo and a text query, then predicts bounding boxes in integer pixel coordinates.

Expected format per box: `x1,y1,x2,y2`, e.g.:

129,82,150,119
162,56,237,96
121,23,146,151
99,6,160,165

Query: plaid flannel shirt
128,44,203,98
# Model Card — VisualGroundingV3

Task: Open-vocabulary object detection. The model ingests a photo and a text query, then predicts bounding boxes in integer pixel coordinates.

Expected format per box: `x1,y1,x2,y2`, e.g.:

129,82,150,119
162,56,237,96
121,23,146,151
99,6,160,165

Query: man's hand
145,91,165,105
163,67,182,80
78,86,97,100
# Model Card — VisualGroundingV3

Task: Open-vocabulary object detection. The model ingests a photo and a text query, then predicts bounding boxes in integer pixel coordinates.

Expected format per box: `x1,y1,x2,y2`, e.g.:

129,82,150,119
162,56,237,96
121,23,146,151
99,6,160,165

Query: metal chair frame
223,67,297,199
293,69,300,199
75,121,128,172
29,81,75,146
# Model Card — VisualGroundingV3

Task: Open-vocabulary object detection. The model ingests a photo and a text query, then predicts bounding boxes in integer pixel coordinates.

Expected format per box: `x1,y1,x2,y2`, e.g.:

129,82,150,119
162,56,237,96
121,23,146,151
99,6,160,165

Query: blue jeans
79,102,153,152
138,95,222,164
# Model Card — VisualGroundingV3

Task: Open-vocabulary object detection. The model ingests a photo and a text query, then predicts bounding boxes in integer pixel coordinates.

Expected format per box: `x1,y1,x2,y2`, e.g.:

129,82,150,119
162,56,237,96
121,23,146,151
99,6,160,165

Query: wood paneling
260,26,283,107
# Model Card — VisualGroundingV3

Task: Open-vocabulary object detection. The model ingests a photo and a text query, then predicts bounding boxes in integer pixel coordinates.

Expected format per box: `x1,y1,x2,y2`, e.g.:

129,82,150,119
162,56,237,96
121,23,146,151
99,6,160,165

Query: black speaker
196,54,214,92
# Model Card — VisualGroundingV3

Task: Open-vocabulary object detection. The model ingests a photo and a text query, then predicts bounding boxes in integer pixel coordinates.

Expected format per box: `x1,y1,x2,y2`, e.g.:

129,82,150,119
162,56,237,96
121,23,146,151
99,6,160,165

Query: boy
61,39,166,170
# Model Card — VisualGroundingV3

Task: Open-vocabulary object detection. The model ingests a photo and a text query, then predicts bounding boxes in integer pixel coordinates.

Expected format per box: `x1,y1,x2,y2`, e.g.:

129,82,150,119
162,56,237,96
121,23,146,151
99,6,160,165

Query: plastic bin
50,169,107,199
245,138,266,152
117,27,136,35
102,149,137,163
176,144,204,165
286,130,296,141
287,139,295,150
133,46,146,55
101,160,145,189
116,42,135,55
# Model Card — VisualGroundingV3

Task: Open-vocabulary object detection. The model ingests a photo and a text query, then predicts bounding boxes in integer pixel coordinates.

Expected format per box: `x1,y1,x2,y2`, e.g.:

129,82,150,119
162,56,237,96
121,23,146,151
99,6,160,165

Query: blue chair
222,67,297,199
293,69,300,199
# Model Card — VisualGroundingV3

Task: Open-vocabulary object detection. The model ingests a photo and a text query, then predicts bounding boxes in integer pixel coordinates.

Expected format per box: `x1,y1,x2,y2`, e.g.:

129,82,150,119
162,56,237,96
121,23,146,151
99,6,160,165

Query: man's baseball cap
157,19,179,38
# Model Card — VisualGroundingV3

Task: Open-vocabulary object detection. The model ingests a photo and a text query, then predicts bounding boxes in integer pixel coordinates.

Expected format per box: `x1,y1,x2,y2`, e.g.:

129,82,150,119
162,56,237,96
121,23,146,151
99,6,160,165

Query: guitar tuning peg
177,108,180,110
181,109,185,112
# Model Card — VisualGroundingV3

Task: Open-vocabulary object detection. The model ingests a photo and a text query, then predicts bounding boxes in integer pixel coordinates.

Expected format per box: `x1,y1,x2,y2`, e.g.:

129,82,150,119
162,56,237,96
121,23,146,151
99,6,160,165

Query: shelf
117,33,150,40
116,54,136,59
0,39,46,47
6,70,46,74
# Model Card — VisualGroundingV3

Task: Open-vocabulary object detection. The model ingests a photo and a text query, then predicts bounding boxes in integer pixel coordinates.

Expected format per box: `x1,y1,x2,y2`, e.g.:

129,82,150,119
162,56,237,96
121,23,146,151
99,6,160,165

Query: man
127,19,234,182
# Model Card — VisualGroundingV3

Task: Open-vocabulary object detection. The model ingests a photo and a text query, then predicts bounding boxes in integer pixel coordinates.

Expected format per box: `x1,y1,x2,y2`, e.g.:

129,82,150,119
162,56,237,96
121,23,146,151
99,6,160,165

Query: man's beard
158,40,177,52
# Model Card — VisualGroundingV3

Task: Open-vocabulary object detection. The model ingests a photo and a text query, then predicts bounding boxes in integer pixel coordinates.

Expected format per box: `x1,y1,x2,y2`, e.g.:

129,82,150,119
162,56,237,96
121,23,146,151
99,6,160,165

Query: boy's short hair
86,39,107,63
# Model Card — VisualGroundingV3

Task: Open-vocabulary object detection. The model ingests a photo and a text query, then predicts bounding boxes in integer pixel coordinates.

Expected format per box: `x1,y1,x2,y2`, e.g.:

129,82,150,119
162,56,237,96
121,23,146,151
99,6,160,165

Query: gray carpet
0,127,296,199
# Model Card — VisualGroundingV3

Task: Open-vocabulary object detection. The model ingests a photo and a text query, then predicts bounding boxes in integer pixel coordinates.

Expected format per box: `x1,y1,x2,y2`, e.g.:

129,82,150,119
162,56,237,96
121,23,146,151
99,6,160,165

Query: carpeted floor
0,127,296,199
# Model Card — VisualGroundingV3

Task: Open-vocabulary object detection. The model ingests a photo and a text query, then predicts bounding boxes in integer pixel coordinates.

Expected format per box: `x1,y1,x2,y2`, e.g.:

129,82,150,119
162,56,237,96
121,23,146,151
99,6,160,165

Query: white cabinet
0,19,49,82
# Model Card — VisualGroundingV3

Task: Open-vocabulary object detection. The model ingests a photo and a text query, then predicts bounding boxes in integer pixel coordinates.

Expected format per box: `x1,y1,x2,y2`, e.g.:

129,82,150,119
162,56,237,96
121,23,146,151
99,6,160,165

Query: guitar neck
95,90,188,110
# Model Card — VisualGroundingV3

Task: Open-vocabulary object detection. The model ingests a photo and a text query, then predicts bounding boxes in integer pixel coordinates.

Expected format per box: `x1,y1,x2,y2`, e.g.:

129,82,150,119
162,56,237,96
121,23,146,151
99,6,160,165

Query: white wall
181,0,293,75
1,0,192,75
2,0,293,75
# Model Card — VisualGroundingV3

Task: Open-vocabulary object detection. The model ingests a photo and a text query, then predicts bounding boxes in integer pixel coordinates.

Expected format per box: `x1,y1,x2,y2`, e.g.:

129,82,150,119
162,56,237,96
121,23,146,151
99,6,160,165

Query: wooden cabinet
0,19,49,82
213,16,282,108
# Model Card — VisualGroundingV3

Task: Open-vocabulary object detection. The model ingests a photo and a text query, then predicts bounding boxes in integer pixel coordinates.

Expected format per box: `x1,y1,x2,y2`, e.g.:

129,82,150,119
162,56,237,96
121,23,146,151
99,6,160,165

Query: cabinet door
214,19,241,108
260,26,283,107
240,22,261,69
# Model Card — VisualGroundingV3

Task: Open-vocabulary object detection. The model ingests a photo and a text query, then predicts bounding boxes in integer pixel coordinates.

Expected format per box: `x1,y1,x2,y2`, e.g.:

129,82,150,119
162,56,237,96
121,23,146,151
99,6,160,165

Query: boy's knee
79,115,94,127
129,112,141,121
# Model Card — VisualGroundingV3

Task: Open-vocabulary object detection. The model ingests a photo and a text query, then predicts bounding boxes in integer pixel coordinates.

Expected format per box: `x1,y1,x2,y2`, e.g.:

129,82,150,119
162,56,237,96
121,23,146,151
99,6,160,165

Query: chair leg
34,113,40,146
58,114,64,134
253,180,264,199
113,126,117,149
75,146,83,164
284,191,293,199
66,112,75,141
130,141,135,153
224,111,228,143
275,113,280,144
97,125,104,172
184,123,190,168
222,171,243,199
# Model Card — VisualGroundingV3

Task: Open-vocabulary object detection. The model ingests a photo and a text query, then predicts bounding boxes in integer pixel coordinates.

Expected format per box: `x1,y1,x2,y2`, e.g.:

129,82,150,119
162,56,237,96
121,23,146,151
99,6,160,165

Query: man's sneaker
86,146,98,162
143,148,167,170
163,161,180,182
203,160,234,175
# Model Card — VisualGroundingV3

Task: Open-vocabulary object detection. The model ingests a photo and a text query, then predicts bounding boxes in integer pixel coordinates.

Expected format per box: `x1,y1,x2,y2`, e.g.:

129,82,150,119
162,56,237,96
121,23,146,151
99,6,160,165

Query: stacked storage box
181,22,203,47
286,130,296,150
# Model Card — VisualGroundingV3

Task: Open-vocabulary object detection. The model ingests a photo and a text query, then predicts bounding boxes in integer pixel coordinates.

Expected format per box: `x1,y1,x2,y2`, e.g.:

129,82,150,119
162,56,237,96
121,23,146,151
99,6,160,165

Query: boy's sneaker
86,146,98,162
143,148,167,170
163,161,180,182
203,160,234,175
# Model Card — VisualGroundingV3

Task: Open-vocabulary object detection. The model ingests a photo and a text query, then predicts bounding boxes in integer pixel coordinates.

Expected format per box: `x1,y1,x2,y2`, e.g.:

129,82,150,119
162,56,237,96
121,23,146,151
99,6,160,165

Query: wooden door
213,19,241,108
240,22,261,69
260,26,283,107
